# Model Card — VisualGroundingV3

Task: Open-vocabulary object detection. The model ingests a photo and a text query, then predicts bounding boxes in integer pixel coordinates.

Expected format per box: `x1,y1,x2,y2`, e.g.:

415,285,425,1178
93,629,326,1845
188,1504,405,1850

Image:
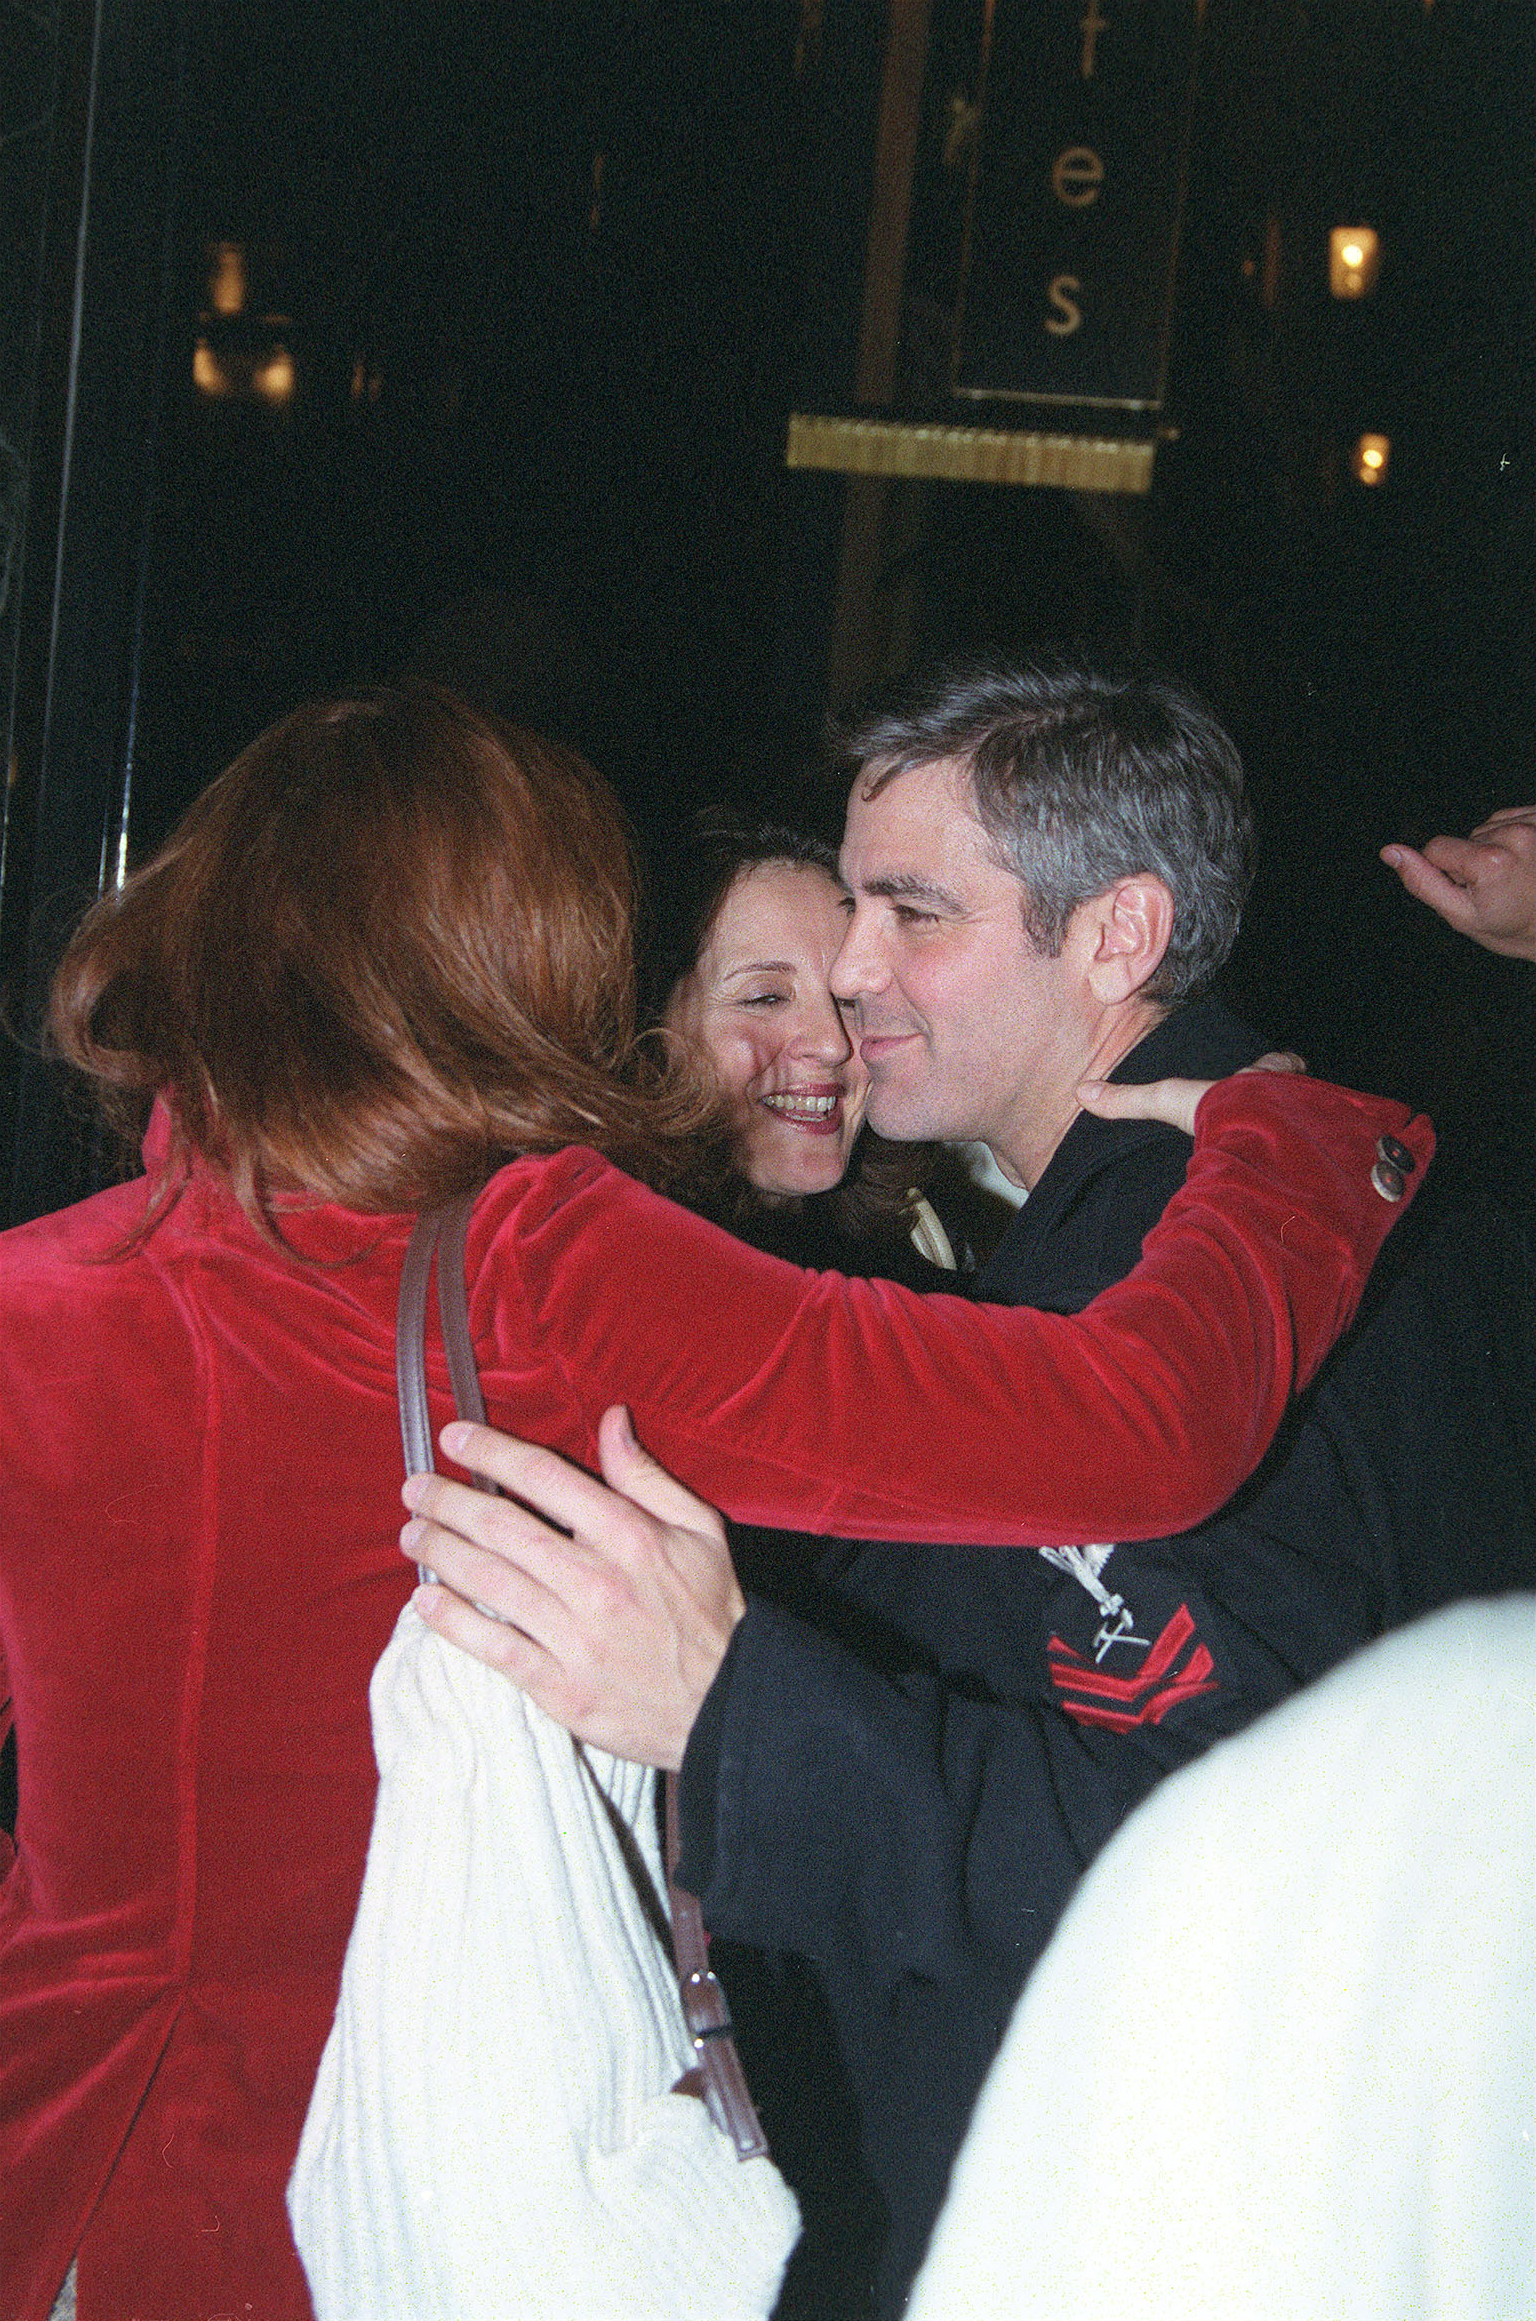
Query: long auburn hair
48,685,709,1235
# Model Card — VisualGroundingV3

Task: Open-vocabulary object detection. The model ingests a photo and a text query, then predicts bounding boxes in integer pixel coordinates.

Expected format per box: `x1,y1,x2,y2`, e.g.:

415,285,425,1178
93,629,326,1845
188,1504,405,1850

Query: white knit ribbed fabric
289,1605,798,2321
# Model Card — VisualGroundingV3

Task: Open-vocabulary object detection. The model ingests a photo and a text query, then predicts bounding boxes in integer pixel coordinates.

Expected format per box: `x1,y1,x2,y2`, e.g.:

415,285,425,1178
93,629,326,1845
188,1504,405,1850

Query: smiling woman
646,811,954,1273
667,855,867,1198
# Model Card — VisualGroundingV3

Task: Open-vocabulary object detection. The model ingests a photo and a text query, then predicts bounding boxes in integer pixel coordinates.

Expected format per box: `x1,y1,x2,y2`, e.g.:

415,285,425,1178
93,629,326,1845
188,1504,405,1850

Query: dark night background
2,0,1533,1230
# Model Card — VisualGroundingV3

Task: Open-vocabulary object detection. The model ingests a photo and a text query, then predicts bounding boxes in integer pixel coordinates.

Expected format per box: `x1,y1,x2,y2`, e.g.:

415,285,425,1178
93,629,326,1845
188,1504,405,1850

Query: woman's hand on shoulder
1077,1052,1307,1140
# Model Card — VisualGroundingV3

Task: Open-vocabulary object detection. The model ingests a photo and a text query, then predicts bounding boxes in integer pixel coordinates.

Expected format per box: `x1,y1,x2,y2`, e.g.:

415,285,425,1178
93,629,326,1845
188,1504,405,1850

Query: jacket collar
980,992,1264,1278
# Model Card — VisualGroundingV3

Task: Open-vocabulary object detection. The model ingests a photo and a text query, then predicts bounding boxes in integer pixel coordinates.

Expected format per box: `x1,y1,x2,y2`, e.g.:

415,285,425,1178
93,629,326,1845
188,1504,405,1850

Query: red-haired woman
1,687,1426,2321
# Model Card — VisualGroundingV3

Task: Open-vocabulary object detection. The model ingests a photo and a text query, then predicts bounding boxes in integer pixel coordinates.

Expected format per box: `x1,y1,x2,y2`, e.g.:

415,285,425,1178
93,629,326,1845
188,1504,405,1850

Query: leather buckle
681,1967,735,2045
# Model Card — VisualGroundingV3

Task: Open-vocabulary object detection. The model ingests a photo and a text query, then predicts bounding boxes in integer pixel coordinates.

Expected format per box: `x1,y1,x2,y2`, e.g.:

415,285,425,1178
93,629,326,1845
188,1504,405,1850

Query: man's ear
1081,876,1176,1003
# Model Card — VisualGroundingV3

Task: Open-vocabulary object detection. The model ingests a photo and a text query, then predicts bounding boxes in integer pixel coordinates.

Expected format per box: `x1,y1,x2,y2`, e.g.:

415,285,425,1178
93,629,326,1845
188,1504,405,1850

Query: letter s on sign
1045,275,1082,336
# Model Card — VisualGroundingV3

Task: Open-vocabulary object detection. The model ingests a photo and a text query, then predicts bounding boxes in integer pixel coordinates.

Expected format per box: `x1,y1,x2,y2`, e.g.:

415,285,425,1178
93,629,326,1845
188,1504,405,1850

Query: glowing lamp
209,242,247,317
254,346,296,404
192,339,230,397
1329,227,1380,298
1351,433,1391,486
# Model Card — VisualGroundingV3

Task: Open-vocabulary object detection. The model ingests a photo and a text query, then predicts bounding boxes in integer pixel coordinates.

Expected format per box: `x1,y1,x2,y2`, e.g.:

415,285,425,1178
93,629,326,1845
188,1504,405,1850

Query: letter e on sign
1045,275,1082,335
1051,147,1104,208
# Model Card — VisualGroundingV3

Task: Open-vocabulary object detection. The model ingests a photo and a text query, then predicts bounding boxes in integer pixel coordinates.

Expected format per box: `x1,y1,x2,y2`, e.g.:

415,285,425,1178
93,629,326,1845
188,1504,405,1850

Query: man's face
833,756,1100,1186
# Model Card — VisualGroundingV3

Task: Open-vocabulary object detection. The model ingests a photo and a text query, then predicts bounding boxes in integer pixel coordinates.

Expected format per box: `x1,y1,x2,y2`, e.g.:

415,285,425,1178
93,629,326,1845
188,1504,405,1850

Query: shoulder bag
288,1190,798,2321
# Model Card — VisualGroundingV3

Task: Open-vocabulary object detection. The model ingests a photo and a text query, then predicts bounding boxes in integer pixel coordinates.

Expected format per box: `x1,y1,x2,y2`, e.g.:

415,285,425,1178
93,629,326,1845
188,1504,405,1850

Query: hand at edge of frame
1382,808,1536,961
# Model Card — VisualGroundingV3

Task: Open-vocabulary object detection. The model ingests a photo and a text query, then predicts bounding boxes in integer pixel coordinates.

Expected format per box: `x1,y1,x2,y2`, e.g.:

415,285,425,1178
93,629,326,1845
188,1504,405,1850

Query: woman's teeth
761,1092,838,1119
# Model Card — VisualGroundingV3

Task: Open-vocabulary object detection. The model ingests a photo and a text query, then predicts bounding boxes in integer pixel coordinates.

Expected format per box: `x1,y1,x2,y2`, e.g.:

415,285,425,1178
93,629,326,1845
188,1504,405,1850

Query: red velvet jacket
0,1078,1428,2321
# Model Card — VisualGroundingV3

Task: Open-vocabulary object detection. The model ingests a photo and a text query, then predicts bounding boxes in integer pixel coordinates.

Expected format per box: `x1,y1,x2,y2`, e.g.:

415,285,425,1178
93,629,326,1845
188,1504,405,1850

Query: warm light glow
255,346,296,403
193,339,230,396
209,242,247,316
1351,433,1391,486
1329,226,1380,298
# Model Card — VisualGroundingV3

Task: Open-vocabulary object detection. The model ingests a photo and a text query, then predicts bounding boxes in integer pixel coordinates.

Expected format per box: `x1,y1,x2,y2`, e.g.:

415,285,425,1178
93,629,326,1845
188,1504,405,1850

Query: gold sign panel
786,413,1155,493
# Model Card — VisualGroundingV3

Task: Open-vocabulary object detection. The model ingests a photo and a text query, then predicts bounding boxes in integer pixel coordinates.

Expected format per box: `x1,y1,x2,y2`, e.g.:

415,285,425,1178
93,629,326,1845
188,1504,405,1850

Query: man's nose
831,907,885,1002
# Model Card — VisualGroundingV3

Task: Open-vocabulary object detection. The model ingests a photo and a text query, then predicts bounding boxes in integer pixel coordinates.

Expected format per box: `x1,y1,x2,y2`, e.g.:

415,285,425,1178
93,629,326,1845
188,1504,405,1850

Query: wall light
254,346,296,404
209,242,247,317
1351,433,1390,486
1329,227,1380,298
193,339,231,397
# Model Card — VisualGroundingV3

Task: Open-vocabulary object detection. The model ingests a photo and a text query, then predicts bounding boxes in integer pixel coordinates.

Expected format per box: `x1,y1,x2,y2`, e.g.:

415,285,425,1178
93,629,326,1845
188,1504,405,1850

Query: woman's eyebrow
718,957,796,981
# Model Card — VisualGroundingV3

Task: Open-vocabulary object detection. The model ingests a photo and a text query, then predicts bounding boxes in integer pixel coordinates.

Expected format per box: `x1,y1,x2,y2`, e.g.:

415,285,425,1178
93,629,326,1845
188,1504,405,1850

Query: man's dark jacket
677,994,1536,2317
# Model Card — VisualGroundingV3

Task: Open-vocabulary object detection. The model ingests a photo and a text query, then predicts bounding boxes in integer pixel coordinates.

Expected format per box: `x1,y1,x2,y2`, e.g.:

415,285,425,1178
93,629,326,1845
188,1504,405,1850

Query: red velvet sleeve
468,1075,1432,1546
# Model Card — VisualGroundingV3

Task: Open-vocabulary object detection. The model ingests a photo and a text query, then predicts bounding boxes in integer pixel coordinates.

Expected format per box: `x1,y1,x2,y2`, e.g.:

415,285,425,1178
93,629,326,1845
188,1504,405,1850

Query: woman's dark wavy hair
48,685,712,1240
644,805,936,1259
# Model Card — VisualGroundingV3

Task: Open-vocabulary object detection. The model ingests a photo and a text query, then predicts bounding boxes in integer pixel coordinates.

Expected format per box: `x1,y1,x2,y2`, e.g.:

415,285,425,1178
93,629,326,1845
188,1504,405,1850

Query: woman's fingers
1075,1074,1209,1137
1469,804,1536,841
1077,1054,1309,1140
1381,842,1471,924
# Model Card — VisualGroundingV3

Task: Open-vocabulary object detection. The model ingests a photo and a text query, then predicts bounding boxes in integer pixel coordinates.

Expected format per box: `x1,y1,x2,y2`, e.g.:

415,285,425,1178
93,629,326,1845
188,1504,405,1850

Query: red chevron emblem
1048,1603,1219,1731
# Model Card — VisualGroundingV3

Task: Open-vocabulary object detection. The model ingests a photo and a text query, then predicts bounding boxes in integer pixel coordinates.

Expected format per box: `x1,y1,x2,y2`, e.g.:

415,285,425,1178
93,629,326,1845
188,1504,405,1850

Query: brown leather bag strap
432,1192,488,1434
395,1192,769,2164
398,1192,500,1490
664,1772,770,2158
395,1208,441,1482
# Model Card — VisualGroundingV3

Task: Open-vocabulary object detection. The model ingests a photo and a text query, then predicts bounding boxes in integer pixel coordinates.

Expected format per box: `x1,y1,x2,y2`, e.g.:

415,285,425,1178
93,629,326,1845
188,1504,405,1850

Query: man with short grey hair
827,654,1264,1275
840,654,1252,995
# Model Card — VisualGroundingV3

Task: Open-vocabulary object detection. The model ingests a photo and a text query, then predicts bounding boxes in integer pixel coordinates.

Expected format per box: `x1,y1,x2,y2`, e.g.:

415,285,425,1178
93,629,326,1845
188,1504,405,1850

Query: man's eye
893,905,936,926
